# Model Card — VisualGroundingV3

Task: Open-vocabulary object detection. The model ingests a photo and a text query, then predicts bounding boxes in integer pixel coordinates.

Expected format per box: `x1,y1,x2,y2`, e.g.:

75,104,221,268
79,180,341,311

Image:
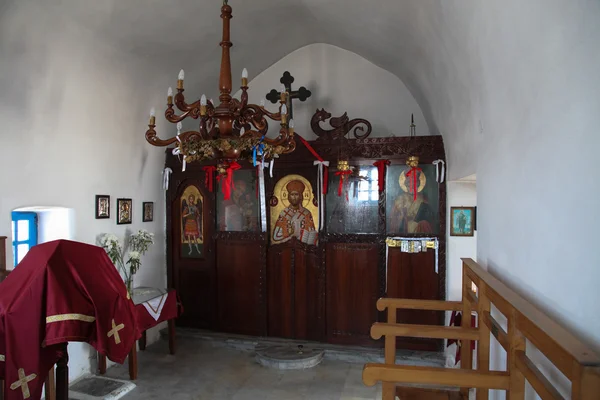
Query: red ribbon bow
406,167,422,201
202,166,217,192
220,161,241,200
373,159,391,192
335,170,353,198
297,134,328,194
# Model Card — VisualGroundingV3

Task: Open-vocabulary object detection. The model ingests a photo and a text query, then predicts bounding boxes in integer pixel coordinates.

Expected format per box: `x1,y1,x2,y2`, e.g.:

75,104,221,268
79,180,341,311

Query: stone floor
105,335,383,400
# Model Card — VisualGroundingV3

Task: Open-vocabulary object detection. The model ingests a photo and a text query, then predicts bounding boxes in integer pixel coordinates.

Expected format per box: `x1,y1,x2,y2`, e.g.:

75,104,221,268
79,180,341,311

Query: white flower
128,251,140,260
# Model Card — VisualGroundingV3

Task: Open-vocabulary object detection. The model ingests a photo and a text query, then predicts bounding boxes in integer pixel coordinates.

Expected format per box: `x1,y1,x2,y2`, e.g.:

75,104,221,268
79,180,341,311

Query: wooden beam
370,323,480,341
482,311,509,351
376,298,463,312
362,364,510,390
572,366,600,400
515,351,565,400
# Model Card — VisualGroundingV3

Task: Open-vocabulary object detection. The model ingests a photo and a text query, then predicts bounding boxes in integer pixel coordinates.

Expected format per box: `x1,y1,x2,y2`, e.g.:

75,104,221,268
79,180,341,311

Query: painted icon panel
180,185,204,258
270,174,319,245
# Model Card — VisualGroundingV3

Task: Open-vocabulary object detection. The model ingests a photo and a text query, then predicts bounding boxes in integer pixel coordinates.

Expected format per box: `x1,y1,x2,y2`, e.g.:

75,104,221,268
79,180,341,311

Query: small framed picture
450,206,476,237
95,195,110,219
116,198,133,225
143,202,154,222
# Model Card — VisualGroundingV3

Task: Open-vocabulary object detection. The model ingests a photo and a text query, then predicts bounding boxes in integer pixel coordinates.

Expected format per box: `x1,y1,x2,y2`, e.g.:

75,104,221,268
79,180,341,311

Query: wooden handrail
462,258,600,378
363,258,600,400
363,364,511,390
376,298,463,312
371,323,479,341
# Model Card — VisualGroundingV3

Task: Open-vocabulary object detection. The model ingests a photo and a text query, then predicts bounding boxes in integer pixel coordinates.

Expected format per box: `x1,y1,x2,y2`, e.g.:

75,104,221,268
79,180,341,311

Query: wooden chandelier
145,0,296,169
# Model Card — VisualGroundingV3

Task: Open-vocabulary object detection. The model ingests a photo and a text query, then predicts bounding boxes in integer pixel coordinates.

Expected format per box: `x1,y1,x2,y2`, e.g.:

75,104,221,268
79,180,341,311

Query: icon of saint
220,180,258,231
272,180,317,245
388,170,435,234
182,194,203,255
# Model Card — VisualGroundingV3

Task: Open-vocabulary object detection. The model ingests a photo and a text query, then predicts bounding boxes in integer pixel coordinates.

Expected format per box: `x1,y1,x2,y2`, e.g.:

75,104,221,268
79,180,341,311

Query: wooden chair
363,258,600,399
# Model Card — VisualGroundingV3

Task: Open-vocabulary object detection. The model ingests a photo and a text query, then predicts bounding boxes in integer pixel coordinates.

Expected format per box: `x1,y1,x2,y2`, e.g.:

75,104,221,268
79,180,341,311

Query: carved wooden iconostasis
165,110,446,351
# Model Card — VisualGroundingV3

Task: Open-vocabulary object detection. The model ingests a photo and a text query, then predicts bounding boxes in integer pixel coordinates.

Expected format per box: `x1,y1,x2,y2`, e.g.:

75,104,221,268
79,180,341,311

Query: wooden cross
10,368,37,399
107,319,125,344
266,71,311,121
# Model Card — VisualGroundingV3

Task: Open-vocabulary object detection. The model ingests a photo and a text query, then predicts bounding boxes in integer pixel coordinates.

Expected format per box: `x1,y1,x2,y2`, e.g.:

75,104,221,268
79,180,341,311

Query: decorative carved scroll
311,109,372,141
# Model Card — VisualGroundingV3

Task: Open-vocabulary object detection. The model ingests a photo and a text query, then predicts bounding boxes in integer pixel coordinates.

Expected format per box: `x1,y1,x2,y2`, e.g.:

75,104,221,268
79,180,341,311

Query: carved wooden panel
267,240,322,341
387,247,443,351
168,178,217,329
216,237,266,336
326,242,379,346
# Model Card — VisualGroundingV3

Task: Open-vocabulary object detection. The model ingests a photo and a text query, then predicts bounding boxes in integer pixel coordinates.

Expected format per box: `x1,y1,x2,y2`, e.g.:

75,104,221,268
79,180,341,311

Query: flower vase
125,277,133,297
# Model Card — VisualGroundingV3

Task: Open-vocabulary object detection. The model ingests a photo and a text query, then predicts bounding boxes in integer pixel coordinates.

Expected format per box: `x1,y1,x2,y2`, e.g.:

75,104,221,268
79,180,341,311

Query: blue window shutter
11,211,38,266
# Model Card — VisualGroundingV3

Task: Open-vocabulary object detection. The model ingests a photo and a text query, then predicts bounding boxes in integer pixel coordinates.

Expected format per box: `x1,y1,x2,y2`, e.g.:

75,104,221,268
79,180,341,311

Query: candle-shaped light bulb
281,104,288,115
280,84,286,93
289,119,295,128
177,122,182,134
200,94,207,116
242,68,248,79
167,87,173,105
149,107,156,125
178,69,185,80
260,99,266,107
210,98,214,105
239,126,245,136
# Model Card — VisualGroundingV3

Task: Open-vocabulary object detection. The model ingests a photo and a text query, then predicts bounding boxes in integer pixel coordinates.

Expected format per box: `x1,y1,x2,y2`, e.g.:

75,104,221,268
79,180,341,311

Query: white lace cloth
141,293,167,321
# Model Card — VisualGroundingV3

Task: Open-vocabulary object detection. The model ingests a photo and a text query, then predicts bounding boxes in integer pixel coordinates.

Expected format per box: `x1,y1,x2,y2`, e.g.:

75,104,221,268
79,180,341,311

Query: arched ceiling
4,0,596,179
28,0,475,137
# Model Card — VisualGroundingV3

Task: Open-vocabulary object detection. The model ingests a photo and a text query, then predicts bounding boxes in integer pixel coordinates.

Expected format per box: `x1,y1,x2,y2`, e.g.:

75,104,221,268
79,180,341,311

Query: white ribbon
313,160,330,231
163,167,173,190
433,159,445,183
258,161,268,232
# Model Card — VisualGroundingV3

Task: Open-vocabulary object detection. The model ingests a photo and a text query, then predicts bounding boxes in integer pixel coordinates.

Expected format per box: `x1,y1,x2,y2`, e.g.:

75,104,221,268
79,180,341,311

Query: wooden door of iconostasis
168,178,216,329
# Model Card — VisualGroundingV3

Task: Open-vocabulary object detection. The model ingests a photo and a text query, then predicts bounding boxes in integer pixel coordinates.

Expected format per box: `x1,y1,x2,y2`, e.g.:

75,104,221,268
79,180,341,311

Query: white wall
471,2,600,398
234,43,430,140
0,2,168,382
446,180,477,302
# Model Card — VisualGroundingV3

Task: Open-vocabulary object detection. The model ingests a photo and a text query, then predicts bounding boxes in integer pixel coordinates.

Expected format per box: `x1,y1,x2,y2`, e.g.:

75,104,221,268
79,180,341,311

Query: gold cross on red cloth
107,319,125,344
10,368,37,399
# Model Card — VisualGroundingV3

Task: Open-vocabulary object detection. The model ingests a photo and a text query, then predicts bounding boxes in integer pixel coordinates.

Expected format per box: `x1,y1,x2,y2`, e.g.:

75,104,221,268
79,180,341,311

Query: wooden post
507,309,525,400
45,366,56,400
168,319,176,355
55,344,69,400
139,331,147,351
128,344,137,380
0,378,4,400
460,265,473,397
382,305,397,400
0,236,6,272
476,282,491,400
572,365,600,400
98,353,106,374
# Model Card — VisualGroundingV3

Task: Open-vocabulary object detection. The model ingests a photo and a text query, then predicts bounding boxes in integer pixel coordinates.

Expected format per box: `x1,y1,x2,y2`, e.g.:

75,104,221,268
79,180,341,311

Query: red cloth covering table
98,287,183,380
0,240,138,400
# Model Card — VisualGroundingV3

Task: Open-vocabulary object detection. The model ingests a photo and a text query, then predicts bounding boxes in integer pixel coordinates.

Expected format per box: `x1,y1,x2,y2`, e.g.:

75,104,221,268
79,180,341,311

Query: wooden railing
363,258,600,399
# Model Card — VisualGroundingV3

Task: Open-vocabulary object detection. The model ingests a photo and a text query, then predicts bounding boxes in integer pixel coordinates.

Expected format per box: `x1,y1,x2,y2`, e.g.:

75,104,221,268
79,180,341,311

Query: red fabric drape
373,159,391,192
221,161,241,200
296,135,328,194
335,170,353,198
202,166,217,192
406,167,422,201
